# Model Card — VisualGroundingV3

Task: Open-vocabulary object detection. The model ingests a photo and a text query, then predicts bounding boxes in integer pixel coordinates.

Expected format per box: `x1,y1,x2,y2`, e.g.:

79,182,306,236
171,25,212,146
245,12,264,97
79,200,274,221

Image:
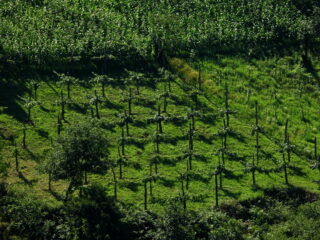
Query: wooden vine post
144,178,148,210
14,141,19,173
225,83,230,127
60,91,66,121
128,88,133,115
57,114,62,135
149,163,153,197
254,101,260,165
111,166,118,201
94,90,100,119
214,170,219,208
180,174,187,211
252,154,256,186
22,124,27,149
283,152,289,185
118,127,126,179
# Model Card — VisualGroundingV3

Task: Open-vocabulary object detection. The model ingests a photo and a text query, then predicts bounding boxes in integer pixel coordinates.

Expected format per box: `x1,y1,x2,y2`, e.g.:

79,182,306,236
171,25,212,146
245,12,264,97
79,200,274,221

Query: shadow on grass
158,177,176,188
45,189,64,201
67,102,87,114
0,78,29,122
221,188,241,199
36,128,49,139
223,168,243,180
18,171,37,185
120,181,141,192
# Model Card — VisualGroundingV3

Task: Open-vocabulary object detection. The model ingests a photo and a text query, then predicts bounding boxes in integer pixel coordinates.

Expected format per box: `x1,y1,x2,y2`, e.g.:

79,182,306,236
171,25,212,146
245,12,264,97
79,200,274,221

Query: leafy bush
64,184,126,240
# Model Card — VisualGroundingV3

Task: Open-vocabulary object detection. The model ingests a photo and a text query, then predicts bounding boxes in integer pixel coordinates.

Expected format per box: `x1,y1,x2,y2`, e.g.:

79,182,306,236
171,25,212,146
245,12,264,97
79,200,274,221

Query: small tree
126,70,144,95
149,105,165,134
117,111,132,137
186,108,201,131
89,90,102,119
159,68,175,92
45,120,109,200
28,79,41,101
54,71,78,99
20,95,38,123
90,73,113,98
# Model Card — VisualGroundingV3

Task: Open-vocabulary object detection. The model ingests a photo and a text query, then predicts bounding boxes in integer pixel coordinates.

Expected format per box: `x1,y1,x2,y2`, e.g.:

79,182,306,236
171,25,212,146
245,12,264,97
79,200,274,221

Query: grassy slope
1,55,320,212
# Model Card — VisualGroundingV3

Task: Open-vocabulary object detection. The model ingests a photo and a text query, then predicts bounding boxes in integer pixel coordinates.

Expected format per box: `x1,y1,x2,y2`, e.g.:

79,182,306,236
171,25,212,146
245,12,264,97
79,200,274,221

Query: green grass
1,54,320,212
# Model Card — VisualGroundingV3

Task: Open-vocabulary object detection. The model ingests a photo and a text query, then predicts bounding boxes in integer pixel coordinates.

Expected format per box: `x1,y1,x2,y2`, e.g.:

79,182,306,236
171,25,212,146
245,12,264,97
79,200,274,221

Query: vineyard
1,55,320,212
1,0,320,240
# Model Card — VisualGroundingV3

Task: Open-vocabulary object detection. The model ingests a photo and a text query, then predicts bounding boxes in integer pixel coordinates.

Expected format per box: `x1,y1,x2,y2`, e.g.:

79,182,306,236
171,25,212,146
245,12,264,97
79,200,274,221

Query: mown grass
1,54,320,212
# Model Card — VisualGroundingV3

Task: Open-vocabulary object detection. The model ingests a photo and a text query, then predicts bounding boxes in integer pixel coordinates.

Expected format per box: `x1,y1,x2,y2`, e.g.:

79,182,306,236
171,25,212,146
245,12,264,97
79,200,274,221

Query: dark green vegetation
1,0,320,239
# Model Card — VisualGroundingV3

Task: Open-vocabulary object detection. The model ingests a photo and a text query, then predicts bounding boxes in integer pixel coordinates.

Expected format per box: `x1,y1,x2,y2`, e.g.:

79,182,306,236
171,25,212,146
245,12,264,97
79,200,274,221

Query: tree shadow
223,168,243,180
158,177,175,188
46,189,64,201
18,171,37,185
221,188,241,199
67,102,87,114
0,78,29,122
120,181,141,192
36,128,49,139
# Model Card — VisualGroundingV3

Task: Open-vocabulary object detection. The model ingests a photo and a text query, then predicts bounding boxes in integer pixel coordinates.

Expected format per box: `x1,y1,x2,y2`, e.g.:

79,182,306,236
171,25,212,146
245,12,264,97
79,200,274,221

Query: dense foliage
0,0,319,67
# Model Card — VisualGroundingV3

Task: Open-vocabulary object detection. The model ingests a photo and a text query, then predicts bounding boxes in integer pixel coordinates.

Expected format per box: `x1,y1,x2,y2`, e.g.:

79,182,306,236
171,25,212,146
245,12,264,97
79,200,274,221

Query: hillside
1,55,320,211
1,0,320,239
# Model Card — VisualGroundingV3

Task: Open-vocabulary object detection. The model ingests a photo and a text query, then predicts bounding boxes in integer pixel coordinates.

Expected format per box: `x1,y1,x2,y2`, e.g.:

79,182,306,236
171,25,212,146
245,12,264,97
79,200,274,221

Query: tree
45,120,109,200
90,73,114,98
54,71,78,99
20,95,38,123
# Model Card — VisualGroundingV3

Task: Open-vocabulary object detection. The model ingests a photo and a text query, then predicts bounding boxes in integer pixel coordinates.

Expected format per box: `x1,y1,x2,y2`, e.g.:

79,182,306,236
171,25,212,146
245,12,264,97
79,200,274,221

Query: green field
1,55,320,212
1,1,320,239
